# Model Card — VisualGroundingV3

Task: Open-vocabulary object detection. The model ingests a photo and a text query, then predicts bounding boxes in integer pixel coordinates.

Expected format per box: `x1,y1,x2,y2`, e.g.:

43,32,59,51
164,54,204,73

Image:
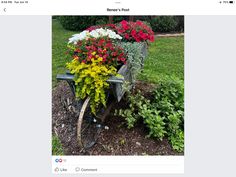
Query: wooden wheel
77,96,115,149
59,80,114,149
77,97,101,149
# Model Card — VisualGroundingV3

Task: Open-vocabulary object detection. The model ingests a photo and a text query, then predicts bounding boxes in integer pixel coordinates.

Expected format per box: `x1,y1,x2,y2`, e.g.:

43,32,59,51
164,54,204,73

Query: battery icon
229,1,234,3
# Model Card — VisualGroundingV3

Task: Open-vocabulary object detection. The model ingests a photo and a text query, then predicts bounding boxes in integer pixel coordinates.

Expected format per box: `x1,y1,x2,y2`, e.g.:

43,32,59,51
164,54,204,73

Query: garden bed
52,81,183,155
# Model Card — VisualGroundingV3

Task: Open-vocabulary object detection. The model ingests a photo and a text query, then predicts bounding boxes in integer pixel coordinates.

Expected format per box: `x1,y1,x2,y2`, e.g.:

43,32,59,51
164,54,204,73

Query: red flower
149,35,155,42
107,24,116,28
68,36,126,66
98,39,105,46
139,30,147,40
88,54,93,59
125,33,130,39
112,52,118,56
135,37,141,42
136,21,143,26
98,48,103,53
120,58,126,62
121,20,129,30
121,20,128,26
103,54,108,58
111,20,155,42
118,29,125,34
119,53,124,57
131,29,137,37
105,42,112,48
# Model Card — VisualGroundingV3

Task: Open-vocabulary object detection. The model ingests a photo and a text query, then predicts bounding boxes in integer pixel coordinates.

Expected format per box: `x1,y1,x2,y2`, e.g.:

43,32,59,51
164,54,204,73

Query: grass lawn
52,19,80,87
52,19,184,87
52,135,64,155
138,36,184,83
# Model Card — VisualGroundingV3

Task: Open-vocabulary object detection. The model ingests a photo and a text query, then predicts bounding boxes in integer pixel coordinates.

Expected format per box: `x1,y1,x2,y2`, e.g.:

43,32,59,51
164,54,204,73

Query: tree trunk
129,16,134,22
109,16,113,23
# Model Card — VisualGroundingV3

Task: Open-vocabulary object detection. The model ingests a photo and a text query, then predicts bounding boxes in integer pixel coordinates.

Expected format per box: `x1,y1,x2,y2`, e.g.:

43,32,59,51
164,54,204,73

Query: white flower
68,30,90,44
68,28,122,43
90,30,99,38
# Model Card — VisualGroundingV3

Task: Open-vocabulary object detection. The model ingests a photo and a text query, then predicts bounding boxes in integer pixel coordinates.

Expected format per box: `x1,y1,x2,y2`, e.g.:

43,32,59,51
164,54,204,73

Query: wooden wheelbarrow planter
56,42,148,149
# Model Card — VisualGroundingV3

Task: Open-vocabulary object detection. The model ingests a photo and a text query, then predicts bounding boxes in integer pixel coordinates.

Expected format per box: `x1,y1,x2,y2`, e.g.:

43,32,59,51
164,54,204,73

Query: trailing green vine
67,58,117,114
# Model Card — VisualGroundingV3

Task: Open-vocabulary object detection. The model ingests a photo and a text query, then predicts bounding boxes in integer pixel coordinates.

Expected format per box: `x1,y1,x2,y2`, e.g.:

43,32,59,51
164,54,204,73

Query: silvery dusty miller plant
119,42,145,85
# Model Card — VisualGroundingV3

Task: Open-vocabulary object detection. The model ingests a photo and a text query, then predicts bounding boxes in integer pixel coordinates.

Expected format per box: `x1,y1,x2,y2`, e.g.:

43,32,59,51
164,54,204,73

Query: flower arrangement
66,29,126,114
68,37,126,66
66,21,154,114
86,20,155,43
115,20,155,42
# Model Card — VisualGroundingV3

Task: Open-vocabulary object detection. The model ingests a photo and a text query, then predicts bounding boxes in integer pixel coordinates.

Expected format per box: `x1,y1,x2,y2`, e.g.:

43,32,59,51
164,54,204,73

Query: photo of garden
52,16,184,155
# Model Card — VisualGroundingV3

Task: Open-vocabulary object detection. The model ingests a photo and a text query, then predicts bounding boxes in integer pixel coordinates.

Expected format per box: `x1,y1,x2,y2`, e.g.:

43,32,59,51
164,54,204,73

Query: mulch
52,81,184,155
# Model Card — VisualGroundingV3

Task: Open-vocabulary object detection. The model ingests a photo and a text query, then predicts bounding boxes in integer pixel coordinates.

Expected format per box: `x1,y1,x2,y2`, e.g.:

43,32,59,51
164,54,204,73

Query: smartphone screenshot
0,0,236,177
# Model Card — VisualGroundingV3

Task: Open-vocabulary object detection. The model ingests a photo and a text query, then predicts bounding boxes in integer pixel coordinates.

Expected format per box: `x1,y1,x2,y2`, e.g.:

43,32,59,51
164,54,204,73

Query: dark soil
52,81,183,155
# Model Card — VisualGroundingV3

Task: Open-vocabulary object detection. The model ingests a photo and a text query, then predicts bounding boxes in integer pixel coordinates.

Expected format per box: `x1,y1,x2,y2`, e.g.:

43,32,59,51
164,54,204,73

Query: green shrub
154,80,184,112
154,80,184,130
58,16,183,32
133,16,152,22
167,111,183,134
95,17,108,25
151,16,178,32
52,16,58,19
113,16,152,24
174,16,184,32
115,90,147,129
139,105,166,140
113,16,129,23
115,91,167,140
58,16,108,31
169,130,184,152
115,80,184,152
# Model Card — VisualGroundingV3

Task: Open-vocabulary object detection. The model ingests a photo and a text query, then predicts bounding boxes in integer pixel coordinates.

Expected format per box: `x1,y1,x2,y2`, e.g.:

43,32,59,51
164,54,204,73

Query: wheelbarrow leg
99,101,115,122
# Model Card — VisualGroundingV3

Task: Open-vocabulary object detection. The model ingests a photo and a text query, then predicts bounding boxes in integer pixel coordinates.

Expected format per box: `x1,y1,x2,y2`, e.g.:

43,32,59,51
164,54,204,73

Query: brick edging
155,33,184,38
